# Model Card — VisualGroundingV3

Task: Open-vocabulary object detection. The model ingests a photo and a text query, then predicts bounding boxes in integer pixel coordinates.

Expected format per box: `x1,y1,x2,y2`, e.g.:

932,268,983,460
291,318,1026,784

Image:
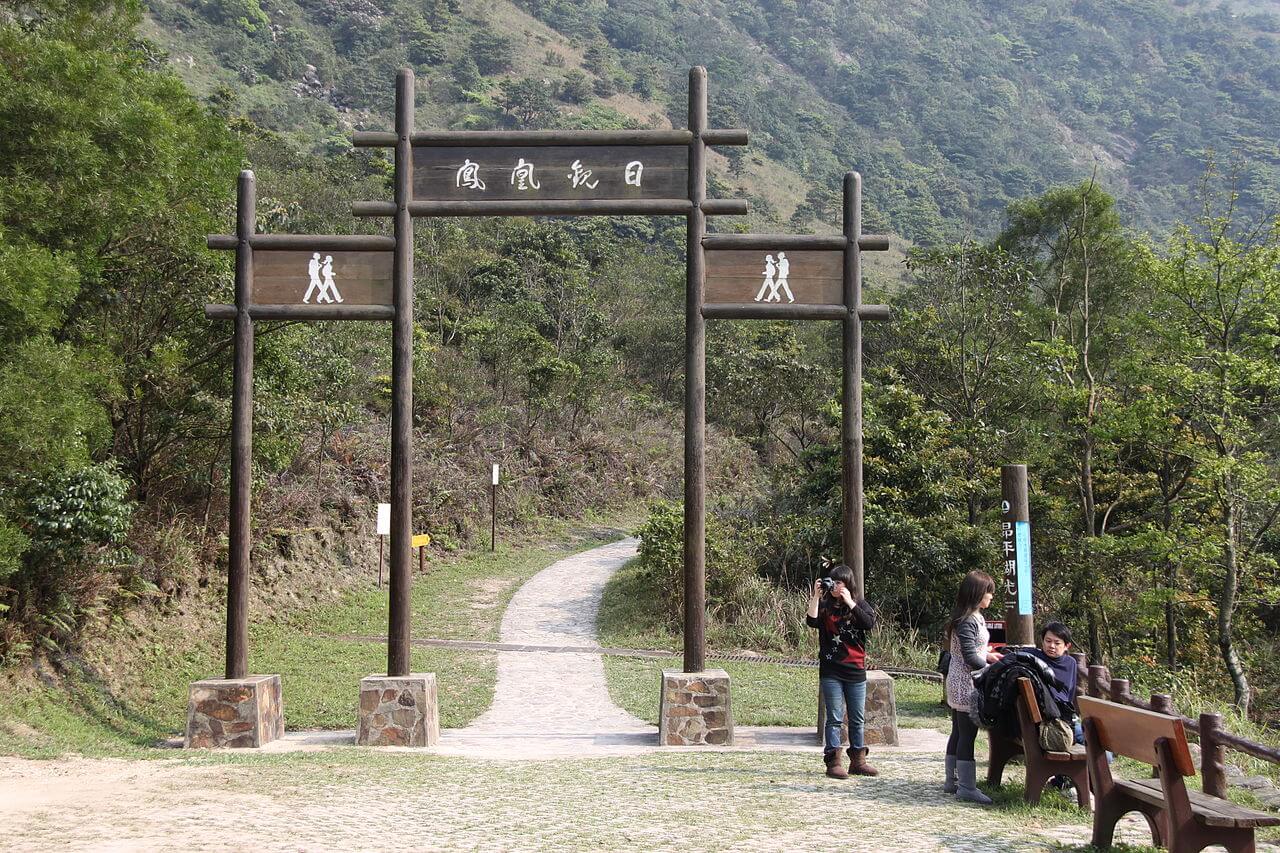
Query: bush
635,500,760,630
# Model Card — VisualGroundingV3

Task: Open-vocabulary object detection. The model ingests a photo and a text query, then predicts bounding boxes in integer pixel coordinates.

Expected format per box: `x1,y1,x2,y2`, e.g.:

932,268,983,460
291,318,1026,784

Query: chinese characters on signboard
1000,500,1033,617
413,146,688,201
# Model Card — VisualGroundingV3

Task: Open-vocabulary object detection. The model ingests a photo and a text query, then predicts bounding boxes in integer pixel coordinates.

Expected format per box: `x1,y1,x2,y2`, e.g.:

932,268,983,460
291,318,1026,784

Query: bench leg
1168,825,1255,853
1068,763,1091,810
1091,793,1125,848
1093,796,1165,849
987,734,1020,787
1023,762,1050,806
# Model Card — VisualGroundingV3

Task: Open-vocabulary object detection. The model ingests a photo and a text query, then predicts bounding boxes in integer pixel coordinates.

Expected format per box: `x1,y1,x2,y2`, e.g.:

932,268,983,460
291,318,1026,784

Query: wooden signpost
1001,464,1034,646
703,173,890,600
184,172,398,749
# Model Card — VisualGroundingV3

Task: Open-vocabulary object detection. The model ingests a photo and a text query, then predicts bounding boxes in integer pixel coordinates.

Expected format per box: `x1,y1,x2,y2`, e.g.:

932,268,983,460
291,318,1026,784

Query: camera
820,577,836,593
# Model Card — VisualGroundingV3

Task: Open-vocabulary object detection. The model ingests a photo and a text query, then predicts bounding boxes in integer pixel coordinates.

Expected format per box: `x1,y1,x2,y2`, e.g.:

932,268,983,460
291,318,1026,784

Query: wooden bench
1080,695,1280,853
987,676,1089,808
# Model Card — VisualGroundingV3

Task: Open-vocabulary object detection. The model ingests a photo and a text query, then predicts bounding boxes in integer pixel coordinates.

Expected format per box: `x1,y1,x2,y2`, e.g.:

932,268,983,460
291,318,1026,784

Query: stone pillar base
185,674,283,749
357,673,439,747
659,669,733,746
816,669,899,747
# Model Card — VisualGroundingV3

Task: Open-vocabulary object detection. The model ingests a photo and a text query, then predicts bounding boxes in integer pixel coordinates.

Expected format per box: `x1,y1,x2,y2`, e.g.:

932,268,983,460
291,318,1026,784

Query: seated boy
1032,621,1083,745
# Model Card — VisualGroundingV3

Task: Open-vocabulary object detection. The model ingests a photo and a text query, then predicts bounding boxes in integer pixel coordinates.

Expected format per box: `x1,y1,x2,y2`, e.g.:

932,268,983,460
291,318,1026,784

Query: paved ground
3,537,1278,851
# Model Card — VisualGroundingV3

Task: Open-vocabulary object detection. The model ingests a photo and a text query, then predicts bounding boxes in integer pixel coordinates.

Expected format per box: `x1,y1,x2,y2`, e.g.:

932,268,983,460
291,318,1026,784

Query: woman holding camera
943,570,1002,804
806,564,878,779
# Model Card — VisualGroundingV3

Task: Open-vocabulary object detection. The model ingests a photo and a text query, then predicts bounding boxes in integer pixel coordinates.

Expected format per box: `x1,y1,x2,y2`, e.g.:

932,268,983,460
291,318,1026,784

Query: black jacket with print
806,597,876,682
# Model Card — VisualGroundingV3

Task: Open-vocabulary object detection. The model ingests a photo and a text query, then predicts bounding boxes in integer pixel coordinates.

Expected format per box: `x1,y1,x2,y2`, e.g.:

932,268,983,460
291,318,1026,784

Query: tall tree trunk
1220,499,1251,715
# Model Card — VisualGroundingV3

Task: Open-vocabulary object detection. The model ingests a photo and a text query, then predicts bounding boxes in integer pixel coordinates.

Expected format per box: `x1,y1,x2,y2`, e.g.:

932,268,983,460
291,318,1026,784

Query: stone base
357,674,439,747
816,669,899,747
659,669,733,746
185,674,283,749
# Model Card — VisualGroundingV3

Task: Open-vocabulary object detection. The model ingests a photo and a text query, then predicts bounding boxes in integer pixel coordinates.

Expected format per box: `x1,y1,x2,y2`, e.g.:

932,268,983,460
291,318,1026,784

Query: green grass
0,515,635,758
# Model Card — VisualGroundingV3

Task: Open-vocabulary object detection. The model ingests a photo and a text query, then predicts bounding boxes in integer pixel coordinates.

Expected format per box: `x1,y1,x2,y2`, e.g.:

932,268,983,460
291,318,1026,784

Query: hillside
141,0,1280,243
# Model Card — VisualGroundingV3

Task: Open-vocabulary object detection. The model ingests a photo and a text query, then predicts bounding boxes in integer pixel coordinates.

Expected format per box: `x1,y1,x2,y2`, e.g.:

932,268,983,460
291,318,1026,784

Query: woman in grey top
943,571,1003,804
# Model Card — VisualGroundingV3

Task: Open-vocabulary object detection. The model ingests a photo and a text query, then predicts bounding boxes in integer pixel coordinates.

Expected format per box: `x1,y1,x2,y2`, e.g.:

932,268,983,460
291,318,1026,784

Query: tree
894,241,1033,523
469,29,513,76
1139,194,1280,714
497,77,559,129
997,179,1141,660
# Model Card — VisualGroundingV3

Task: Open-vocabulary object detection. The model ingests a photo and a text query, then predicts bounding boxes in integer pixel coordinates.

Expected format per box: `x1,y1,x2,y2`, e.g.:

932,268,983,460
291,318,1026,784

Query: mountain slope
141,0,1280,242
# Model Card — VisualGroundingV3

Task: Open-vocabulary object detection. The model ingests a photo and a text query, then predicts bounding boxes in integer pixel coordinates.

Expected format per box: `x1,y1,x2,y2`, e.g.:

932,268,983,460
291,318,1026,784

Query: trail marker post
376,502,390,588
703,173,898,747
491,463,499,553
189,170,397,748
1000,464,1034,646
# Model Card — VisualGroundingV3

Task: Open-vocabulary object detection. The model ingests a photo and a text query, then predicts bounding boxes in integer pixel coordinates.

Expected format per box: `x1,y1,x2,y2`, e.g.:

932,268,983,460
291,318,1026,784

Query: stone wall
185,674,284,749
658,669,733,746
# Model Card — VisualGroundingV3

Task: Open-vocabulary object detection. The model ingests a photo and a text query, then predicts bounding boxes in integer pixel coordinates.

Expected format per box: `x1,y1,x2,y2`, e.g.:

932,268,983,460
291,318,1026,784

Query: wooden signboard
705,249,842,306
413,145,688,201
253,251,392,306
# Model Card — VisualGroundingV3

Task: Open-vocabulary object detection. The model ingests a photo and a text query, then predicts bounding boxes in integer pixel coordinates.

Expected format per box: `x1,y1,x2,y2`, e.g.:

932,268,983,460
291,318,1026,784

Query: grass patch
0,515,635,758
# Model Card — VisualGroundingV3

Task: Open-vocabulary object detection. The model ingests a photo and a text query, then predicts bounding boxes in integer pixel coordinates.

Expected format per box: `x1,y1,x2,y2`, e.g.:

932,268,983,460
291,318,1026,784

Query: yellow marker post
413,533,430,574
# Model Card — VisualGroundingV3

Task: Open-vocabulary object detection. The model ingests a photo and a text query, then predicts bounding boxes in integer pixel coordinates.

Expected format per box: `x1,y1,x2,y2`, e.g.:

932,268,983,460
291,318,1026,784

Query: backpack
1038,717,1074,752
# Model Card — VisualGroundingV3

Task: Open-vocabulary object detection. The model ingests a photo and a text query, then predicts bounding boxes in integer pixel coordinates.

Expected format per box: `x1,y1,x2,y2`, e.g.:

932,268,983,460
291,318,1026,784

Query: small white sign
376,502,390,536
491,463,500,486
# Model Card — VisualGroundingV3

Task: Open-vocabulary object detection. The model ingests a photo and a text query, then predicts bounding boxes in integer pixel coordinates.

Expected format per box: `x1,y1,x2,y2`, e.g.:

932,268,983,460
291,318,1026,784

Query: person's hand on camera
811,578,825,600
838,585,856,609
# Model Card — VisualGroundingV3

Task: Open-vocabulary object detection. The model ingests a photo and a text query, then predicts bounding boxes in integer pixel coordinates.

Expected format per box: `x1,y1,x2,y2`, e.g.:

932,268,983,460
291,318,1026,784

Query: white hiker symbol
303,252,323,303
319,254,343,303
775,251,794,303
754,255,777,302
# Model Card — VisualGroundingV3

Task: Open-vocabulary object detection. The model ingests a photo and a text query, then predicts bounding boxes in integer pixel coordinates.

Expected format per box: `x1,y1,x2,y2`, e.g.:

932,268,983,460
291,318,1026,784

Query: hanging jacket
970,649,1066,736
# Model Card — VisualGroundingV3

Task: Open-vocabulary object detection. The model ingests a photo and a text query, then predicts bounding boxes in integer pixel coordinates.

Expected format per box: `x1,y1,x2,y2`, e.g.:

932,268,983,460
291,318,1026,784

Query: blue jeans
820,676,866,751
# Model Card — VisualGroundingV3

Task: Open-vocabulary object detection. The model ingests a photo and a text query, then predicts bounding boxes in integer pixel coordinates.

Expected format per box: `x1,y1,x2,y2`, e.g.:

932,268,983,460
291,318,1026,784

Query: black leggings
946,708,979,761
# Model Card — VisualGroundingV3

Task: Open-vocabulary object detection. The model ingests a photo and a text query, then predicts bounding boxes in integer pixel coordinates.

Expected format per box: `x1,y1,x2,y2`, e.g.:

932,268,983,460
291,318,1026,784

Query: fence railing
1075,651,1280,798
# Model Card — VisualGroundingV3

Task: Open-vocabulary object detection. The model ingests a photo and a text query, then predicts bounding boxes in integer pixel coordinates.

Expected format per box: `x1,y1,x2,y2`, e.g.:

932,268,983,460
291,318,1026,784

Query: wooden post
1110,677,1130,704
1071,651,1088,697
377,537,383,589
842,172,865,599
226,169,255,681
1000,464,1034,646
683,66,707,674
491,482,496,552
387,68,414,679
1150,693,1175,716
1199,712,1228,797
1087,664,1106,699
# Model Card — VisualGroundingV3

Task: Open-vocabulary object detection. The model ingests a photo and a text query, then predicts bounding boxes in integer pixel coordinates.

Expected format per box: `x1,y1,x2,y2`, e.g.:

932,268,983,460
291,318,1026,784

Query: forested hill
143,0,1280,242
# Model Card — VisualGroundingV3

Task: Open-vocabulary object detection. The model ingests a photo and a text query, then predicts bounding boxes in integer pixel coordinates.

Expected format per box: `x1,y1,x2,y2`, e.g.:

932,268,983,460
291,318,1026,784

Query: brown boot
824,748,848,779
848,746,879,777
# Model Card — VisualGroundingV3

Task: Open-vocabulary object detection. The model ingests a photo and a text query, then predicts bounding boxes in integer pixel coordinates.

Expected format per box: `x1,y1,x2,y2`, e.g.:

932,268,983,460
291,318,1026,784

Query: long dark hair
826,564,856,594
944,571,995,644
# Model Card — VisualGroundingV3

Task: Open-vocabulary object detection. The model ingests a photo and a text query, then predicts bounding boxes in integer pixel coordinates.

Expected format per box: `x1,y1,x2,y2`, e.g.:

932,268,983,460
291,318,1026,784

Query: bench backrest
1017,677,1042,724
1078,695,1195,776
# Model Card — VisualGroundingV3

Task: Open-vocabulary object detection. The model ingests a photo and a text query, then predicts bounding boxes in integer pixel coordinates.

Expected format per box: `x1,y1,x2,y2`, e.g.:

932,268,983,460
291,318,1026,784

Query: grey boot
943,754,957,794
955,759,992,805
